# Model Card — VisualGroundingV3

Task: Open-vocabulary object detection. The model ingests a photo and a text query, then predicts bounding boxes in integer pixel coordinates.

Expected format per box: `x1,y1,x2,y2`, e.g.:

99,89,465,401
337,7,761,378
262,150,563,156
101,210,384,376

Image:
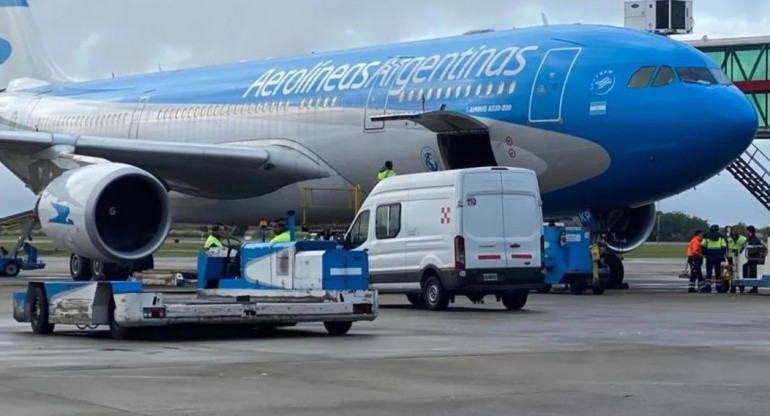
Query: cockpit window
628,66,656,88
677,67,716,85
709,68,733,85
652,66,675,87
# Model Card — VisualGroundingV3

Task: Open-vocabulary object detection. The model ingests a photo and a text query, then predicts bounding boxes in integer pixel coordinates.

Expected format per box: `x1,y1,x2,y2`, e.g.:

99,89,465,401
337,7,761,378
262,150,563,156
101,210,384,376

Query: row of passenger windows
397,81,516,103
628,65,732,88
33,98,343,129
32,81,518,129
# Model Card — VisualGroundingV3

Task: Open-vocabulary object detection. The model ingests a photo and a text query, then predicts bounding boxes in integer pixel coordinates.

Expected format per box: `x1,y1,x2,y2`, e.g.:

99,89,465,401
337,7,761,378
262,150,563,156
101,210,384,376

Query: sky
2,0,770,225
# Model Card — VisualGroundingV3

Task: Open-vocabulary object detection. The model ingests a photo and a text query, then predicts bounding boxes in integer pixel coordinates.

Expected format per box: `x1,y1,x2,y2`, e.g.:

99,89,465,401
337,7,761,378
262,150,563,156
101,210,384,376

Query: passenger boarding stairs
727,143,770,211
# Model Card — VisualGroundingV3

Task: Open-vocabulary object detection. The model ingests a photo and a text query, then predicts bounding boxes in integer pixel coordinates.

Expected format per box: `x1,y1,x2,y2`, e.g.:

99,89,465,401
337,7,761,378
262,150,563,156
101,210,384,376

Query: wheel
406,293,425,308
92,261,128,281
70,254,92,281
324,321,353,335
423,275,450,311
538,284,553,294
570,276,586,295
29,286,54,334
501,291,528,310
602,253,624,287
3,260,21,277
108,298,135,340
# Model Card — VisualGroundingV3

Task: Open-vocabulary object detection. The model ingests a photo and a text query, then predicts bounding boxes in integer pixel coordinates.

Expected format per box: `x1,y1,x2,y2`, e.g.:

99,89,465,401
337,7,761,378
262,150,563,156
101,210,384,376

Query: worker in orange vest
687,229,705,293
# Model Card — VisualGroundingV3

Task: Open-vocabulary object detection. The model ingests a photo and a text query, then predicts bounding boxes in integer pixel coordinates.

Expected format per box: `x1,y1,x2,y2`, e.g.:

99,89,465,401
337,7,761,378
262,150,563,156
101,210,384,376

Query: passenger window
426,88,433,100
436,87,443,100
508,81,516,94
375,204,401,240
465,84,471,97
652,66,675,87
475,84,482,96
455,85,462,98
497,81,505,95
628,66,656,88
486,83,493,95
677,67,716,85
347,210,370,247
408,90,415,102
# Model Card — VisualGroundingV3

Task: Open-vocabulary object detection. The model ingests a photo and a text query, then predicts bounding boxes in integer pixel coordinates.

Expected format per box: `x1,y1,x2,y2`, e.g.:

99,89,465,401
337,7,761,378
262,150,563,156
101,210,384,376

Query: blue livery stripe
0,0,29,7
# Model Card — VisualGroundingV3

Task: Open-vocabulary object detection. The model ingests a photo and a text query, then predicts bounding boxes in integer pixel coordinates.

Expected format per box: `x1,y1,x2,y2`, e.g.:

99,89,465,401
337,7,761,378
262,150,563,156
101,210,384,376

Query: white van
343,167,545,311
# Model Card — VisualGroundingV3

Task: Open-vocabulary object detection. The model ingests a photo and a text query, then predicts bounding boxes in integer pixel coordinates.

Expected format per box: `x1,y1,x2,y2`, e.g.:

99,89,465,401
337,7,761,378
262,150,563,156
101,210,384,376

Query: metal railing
300,185,364,226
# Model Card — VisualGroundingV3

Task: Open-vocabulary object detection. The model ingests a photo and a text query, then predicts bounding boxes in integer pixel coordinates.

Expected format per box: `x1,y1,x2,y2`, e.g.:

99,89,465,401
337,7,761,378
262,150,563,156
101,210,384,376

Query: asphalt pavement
0,258,768,415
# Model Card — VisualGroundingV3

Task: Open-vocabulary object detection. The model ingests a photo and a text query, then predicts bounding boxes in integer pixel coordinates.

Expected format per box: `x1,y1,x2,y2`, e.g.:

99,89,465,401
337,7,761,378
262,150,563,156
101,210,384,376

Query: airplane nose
697,87,757,169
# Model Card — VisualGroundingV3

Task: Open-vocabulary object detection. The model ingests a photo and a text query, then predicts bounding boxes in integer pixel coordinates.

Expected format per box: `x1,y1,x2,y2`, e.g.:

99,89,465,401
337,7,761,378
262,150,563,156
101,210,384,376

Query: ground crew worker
701,224,727,293
727,226,748,293
744,225,764,293
687,229,705,293
204,222,226,249
377,161,397,182
270,219,291,243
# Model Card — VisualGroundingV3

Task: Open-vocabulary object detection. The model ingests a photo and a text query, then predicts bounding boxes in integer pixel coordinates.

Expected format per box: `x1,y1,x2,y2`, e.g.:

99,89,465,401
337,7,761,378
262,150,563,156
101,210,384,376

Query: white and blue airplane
0,0,758,282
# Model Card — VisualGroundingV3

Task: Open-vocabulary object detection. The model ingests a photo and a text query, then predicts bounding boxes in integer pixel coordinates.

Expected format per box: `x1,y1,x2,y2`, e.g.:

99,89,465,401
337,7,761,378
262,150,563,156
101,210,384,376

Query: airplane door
528,48,581,123
128,96,150,138
363,60,403,131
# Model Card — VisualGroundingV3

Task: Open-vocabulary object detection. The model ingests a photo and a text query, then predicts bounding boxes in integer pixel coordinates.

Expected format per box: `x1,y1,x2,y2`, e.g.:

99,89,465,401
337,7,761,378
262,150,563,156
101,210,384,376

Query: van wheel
501,291,528,310
423,276,449,311
30,286,54,334
406,293,425,308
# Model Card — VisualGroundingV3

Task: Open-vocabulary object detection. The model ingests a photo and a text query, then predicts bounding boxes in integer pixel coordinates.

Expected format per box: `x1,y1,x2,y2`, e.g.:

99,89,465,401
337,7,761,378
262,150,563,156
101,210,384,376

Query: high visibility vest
377,169,396,182
701,237,726,251
271,231,291,243
204,235,223,249
728,235,747,255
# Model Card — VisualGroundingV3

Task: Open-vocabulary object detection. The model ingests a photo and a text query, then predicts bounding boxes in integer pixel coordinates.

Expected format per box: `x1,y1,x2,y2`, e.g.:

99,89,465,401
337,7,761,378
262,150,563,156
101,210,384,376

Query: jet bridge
689,36,770,210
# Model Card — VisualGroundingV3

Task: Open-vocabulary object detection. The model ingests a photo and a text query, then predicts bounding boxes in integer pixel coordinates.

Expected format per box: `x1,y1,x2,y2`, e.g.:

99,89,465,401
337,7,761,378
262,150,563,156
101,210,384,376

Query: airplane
0,0,758,285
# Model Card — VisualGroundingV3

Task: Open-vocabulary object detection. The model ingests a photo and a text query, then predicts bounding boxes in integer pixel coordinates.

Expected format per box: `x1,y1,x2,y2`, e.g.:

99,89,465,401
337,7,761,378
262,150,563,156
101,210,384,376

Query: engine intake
37,163,171,262
600,204,657,253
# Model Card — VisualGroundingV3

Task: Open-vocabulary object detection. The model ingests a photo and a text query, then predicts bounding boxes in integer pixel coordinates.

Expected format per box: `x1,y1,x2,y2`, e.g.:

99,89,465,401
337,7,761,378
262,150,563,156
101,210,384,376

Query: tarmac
1,258,770,415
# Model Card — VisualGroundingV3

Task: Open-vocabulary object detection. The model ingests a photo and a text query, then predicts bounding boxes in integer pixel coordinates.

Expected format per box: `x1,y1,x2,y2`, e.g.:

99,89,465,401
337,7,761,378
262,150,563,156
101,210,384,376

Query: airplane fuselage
0,24,758,227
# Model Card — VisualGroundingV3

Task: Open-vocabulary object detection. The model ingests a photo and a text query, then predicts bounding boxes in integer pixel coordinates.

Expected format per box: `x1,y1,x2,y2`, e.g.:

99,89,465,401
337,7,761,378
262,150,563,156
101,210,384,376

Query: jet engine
36,163,171,263
599,203,657,253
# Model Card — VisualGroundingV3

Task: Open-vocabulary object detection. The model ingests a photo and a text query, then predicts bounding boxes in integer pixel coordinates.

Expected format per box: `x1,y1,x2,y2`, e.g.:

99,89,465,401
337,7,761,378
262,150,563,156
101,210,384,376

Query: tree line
649,211,769,242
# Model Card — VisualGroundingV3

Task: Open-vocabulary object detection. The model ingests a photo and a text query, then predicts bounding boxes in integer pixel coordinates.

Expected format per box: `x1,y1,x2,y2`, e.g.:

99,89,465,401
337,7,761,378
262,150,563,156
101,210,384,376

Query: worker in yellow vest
204,222,226,249
377,161,397,182
726,226,748,293
701,224,727,293
270,219,291,243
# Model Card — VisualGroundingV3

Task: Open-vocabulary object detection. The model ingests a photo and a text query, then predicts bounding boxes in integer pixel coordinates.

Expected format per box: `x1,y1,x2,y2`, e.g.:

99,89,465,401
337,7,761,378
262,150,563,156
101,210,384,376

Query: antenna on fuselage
541,12,550,26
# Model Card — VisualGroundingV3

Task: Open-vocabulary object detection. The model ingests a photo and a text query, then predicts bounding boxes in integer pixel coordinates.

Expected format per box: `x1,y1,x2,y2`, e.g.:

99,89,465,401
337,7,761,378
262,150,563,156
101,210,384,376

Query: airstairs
727,142,770,211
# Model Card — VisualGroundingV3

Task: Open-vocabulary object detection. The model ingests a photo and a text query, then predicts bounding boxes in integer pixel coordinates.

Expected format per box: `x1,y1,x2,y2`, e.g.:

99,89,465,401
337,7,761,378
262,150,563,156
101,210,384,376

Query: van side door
368,203,406,286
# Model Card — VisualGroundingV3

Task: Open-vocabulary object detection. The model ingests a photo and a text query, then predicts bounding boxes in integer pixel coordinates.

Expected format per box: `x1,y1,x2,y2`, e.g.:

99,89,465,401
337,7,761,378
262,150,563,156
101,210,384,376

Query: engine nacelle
37,163,171,262
600,204,657,253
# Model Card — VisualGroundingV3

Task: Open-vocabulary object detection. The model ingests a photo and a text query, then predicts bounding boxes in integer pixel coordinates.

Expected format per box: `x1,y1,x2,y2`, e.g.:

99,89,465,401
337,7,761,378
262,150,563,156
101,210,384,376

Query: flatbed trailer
14,281,376,338
13,228,378,338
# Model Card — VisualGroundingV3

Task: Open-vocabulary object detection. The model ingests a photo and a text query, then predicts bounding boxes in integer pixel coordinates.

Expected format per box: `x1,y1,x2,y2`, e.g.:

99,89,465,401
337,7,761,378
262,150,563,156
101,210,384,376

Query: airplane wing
0,130,329,199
